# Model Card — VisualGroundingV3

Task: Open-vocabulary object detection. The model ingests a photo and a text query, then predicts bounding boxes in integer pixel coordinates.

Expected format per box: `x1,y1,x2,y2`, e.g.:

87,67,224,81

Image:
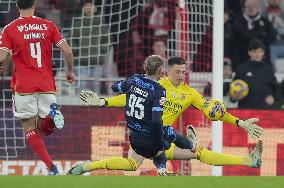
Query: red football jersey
0,16,65,94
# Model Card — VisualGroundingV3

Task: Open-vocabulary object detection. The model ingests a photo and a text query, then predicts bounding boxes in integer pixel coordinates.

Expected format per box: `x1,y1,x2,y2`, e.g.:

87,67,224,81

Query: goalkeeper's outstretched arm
80,80,128,107
220,111,263,139
105,94,126,107
80,89,126,107
191,89,264,139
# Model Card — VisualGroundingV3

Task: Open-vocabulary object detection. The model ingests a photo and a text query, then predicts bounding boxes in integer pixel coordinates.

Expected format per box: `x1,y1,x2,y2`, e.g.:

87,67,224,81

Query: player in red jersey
0,0,75,175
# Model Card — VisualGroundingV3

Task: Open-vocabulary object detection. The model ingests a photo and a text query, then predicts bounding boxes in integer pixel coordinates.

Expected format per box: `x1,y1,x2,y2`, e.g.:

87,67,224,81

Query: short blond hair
144,55,164,75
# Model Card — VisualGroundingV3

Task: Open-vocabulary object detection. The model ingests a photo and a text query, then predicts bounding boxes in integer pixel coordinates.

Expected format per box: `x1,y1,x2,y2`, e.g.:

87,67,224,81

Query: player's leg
38,94,64,132
166,143,262,168
37,93,65,174
164,125,197,160
36,105,64,136
36,116,56,136
68,148,142,175
84,148,141,172
13,93,58,174
153,151,167,176
174,132,195,150
186,124,263,167
167,125,196,152
166,142,263,168
169,124,263,167
196,141,262,167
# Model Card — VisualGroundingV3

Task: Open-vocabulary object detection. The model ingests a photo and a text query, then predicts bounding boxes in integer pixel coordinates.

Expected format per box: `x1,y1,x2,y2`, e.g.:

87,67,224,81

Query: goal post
212,0,224,176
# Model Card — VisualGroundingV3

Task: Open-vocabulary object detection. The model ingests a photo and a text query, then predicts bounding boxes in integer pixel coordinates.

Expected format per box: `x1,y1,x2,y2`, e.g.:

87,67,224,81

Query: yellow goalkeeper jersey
106,77,238,126
158,77,205,125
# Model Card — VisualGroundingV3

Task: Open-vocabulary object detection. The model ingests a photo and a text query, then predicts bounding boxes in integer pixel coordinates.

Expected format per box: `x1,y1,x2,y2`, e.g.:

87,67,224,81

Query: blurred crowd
1,0,284,109
222,0,284,109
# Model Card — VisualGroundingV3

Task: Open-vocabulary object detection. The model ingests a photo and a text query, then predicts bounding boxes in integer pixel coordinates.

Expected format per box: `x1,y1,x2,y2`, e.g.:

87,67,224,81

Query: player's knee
165,143,175,160
127,157,138,171
39,116,55,136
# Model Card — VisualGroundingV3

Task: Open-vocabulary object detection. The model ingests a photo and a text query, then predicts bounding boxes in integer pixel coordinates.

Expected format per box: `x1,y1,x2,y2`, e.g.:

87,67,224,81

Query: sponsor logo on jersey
164,101,182,114
17,24,48,32
131,77,154,91
180,93,186,100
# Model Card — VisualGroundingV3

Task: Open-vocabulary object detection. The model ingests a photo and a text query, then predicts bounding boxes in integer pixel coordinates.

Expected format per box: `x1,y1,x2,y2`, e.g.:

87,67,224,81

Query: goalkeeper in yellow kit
69,56,263,175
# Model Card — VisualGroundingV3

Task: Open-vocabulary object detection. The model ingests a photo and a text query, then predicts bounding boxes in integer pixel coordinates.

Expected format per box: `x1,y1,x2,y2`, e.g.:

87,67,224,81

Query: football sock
196,146,252,166
83,157,138,172
153,152,167,169
165,143,175,160
174,133,193,150
25,129,53,170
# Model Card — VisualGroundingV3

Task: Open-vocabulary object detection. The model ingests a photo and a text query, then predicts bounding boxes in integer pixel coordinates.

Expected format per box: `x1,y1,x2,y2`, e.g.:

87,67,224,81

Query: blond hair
144,55,164,75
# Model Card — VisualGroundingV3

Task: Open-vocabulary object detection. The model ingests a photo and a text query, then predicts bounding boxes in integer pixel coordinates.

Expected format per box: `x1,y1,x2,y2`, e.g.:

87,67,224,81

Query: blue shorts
130,142,160,158
129,132,160,158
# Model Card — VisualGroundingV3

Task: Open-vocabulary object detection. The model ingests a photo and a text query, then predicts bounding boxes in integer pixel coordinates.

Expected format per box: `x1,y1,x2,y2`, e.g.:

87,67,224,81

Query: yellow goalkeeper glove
79,90,106,106
237,118,264,139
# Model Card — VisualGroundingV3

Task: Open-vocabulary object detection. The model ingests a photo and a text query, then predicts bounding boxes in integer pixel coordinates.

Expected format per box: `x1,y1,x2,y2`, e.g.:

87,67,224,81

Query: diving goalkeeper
70,56,263,175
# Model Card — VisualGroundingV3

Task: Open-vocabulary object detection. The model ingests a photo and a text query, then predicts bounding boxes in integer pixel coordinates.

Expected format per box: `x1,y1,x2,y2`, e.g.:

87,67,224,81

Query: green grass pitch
1,176,284,188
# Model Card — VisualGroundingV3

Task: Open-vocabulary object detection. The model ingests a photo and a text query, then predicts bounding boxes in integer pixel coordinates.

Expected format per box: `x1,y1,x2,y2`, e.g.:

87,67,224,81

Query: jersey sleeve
105,94,126,107
50,21,66,46
220,111,239,126
111,80,127,93
152,86,166,112
0,27,13,52
190,87,207,111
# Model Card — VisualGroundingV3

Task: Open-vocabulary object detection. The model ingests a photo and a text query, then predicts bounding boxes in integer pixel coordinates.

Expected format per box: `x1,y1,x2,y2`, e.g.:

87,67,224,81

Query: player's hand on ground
238,118,264,139
80,90,100,106
66,71,75,84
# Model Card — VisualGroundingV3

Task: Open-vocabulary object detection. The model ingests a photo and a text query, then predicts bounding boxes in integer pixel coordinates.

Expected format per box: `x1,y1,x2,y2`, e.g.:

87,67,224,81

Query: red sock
39,116,56,136
25,129,53,170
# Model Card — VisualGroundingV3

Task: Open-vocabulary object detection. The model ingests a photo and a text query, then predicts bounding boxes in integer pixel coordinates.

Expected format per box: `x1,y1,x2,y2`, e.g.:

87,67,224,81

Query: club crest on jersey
172,92,176,98
159,97,166,106
17,25,24,32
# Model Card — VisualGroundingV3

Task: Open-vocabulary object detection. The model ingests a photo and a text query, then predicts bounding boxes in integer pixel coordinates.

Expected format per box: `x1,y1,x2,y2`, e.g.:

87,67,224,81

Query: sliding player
69,55,176,175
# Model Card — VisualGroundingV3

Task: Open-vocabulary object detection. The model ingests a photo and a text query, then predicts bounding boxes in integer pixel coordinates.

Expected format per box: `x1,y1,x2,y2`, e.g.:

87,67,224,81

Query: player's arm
58,41,75,84
80,90,126,107
0,27,12,64
111,80,127,93
152,88,170,150
51,21,75,84
0,49,8,63
191,88,263,139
